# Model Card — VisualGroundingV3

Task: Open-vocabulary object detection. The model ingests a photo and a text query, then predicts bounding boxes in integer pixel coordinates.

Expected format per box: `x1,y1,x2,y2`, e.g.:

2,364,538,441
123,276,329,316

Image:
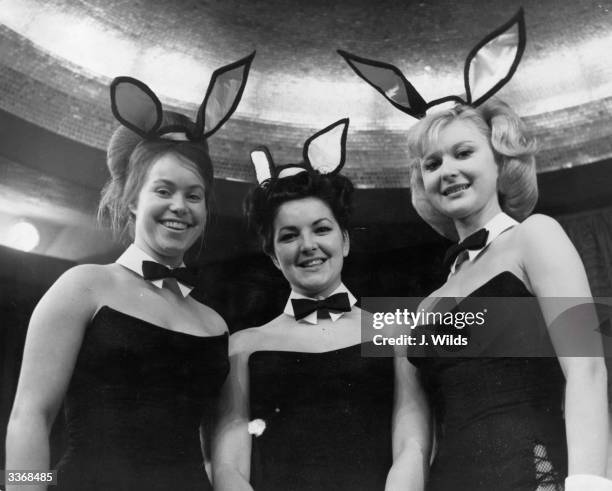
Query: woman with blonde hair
341,10,610,490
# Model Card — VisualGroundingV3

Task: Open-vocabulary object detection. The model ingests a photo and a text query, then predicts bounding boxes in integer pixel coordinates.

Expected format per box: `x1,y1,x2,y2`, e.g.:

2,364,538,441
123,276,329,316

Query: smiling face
271,197,349,298
130,152,207,266
420,118,501,227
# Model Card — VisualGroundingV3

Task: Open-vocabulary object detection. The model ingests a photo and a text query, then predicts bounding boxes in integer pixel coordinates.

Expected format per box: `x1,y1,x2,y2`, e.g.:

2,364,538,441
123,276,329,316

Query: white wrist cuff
565,475,612,491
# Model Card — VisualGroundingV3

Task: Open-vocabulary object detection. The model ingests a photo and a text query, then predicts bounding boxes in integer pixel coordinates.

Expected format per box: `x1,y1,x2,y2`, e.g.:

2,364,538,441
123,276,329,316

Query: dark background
1,0,612,477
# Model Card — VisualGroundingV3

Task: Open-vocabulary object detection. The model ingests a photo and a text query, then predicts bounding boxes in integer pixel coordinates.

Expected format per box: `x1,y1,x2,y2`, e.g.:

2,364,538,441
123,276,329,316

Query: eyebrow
423,141,476,160
151,179,205,190
276,217,333,233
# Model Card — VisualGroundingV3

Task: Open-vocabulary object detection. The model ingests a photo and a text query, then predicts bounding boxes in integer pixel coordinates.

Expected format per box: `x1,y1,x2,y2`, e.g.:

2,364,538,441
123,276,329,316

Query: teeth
443,184,469,196
162,221,188,230
301,259,324,267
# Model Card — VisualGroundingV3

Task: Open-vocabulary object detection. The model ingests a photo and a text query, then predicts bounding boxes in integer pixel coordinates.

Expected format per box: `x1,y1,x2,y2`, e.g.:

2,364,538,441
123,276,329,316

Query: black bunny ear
464,9,526,106
110,77,163,137
338,50,427,118
250,146,275,183
303,118,349,174
196,51,256,139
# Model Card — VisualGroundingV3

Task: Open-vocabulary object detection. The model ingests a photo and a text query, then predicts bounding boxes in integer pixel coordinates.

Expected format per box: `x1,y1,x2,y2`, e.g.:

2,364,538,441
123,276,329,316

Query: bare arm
5,265,98,491
520,215,608,481
212,334,253,491
385,356,431,491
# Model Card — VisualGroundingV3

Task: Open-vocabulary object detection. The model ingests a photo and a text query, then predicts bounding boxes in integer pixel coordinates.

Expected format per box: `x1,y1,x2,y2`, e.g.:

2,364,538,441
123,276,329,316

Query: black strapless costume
55,306,229,491
410,272,567,491
248,343,394,491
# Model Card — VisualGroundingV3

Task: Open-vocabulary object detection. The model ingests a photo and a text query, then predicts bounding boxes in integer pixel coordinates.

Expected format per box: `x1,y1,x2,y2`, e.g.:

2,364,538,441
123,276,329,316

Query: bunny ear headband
251,118,349,184
338,9,525,118
110,51,255,141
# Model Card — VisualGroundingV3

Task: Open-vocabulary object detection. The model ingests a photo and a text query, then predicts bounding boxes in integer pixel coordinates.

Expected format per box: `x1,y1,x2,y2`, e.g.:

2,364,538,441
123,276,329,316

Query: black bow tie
141,260,198,287
443,228,489,271
291,292,352,321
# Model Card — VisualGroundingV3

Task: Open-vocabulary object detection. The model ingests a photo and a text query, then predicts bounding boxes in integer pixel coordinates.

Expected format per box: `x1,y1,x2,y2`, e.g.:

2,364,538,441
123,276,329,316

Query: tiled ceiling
1,0,612,181
0,0,610,259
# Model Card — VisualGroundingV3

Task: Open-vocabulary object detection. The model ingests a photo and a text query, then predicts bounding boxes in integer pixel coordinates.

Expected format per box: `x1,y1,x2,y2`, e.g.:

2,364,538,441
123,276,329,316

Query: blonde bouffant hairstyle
406,98,538,240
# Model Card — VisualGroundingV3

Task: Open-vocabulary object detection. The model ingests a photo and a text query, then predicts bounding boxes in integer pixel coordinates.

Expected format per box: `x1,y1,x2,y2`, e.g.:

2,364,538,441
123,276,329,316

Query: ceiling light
6,221,40,252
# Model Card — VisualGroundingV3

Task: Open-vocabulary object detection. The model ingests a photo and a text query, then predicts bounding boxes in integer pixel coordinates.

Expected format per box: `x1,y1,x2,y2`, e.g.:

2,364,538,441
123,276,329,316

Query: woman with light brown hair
6,53,254,491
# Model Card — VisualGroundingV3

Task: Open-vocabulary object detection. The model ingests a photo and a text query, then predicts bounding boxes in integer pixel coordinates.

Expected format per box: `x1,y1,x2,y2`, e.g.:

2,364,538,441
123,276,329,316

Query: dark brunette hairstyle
244,170,354,256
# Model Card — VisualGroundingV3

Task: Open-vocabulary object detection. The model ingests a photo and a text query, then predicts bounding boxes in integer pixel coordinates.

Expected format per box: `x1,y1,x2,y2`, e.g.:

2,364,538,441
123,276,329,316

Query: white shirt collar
283,283,357,325
115,243,193,297
450,212,518,274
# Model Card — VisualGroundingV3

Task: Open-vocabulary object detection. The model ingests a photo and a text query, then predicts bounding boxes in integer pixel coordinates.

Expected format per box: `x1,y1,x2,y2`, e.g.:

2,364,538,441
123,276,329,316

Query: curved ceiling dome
0,0,610,262
0,0,611,188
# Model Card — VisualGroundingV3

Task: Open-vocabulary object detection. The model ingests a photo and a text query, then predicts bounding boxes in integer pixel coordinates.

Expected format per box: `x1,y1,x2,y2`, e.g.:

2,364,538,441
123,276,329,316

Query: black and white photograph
1,1,612,490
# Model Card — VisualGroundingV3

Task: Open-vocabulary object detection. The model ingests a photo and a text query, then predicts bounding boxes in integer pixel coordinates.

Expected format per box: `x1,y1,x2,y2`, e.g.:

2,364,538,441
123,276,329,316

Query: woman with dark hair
341,11,610,491
212,119,394,491
5,54,254,491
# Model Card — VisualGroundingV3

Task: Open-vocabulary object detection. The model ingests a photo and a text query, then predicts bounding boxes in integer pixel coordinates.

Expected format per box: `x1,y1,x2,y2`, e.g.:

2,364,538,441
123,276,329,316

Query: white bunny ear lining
250,147,274,183
464,9,525,106
339,8,526,119
337,51,429,118
111,10,525,182
198,51,256,138
250,118,350,185
303,118,349,174
110,51,255,141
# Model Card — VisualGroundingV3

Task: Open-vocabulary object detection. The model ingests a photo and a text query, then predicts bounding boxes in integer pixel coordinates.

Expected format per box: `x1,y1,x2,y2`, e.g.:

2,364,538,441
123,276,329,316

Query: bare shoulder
513,214,589,295
31,263,117,334
515,214,577,256
515,214,567,243
229,326,267,358
43,263,115,309
192,301,228,336
229,315,284,358
56,263,112,289
230,328,258,358
519,214,562,228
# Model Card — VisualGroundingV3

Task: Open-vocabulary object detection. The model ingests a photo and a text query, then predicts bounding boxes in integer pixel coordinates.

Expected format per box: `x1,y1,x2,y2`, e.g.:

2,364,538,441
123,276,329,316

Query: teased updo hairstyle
407,98,537,240
98,111,214,241
244,170,354,256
